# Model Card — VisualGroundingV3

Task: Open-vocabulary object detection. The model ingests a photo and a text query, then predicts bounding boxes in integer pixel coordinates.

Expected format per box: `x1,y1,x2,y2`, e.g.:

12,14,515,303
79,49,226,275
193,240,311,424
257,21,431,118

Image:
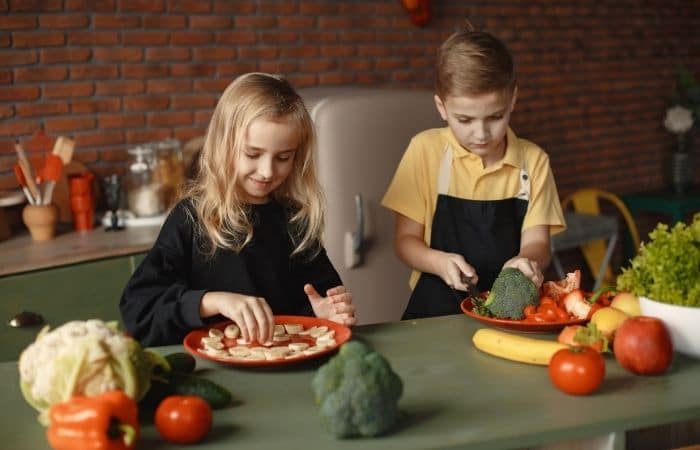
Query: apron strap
437,144,452,195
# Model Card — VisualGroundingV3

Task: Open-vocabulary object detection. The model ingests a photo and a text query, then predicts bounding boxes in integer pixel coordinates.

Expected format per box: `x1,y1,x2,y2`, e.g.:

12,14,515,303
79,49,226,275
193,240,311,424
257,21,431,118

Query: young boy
382,28,566,319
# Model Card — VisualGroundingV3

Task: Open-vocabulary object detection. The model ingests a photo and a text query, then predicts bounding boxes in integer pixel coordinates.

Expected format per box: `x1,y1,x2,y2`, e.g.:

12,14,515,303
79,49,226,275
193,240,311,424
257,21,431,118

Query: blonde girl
121,73,356,346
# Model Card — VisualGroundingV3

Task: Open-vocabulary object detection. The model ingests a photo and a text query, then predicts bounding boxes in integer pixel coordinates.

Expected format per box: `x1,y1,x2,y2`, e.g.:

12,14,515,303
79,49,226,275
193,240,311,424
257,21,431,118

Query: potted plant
616,213,700,358
665,66,699,193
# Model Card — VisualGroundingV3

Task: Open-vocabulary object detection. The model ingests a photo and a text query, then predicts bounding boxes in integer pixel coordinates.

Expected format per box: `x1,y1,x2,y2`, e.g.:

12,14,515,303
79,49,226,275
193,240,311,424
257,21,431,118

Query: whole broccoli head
484,267,539,319
311,340,403,439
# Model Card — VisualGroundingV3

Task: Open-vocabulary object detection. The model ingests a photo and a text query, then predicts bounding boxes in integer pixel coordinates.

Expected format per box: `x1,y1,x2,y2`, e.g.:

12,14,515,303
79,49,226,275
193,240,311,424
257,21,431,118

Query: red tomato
523,305,537,318
537,304,559,322
548,347,606,395
539,296,556,307
155,395,213,444
524,312,547,323
613,316,674,375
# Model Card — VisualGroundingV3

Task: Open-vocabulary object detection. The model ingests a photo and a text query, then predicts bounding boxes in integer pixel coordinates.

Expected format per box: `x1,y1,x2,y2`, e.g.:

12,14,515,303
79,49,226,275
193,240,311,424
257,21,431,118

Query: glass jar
125,145,164,217
153,138,185,209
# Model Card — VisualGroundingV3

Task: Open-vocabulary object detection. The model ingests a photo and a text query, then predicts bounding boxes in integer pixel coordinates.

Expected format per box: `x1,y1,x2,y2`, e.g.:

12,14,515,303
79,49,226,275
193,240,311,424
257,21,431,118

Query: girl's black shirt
119,199,342,346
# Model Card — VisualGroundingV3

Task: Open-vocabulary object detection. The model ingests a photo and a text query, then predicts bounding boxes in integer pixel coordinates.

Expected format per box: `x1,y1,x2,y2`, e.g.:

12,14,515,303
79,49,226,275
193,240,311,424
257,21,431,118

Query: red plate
183,315,352,367
460,299,587,333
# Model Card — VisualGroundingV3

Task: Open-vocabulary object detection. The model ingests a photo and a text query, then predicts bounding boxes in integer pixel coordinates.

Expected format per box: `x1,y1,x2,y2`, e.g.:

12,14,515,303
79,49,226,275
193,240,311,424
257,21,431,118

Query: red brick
299,59,336,72
238,47,279,59
39,14,89,28
145,47,190,61
98,113,145,129
8,0,61,11
339,58,373,72
169,0,210,13
357,45,392,57
0,33,8,47
121,64,168,78
318,17,353,29
95,80,146,95
280,46,318,58
0,15,36,29
43,82,94,98
98,147,129,163
278,16,315,29
318,72,355,84
126,129,171,144
71,149,98,164
193,110,212,124
65,0,115,11
146,79,192,94
119,0,164,13
122,31,169,45
300,31,337,44
16,102,69,117
258,60,297,73
375,58,407,70
216,31,256,45
193,48,236,61
212,1,255,14
123,95,170,111
44,116,95,133
170,95,215,109
147,110,193,126
70,65,118,80
67,31,119,45
339,3,373,14
0,119,41,136
217,61,257,76
193,79,234,92
0,70,10,83
234,16,276,29
0,50,37,66
189,15,232,29
143,15,185,29
170,32,213,45
93,47,144,62
0,105,14,119
71,98,121,113
74,130,124,147
170,63,216,77
14,66,68,82
93,15,141,29
299,3,339,14
174,127,207,143
12,31,65,47
320,45,355,57
40,48,92,63
258,31,297,44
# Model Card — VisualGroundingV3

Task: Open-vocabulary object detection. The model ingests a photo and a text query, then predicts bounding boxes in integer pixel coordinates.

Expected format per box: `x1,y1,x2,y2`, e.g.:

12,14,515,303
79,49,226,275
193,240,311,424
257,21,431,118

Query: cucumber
168,372,233,409
165,352,197,374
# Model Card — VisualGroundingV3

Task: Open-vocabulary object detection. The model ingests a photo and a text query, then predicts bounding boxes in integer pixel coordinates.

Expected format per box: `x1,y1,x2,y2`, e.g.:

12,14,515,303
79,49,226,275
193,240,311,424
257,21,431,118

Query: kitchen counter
0,224,161,277
3,315,700,449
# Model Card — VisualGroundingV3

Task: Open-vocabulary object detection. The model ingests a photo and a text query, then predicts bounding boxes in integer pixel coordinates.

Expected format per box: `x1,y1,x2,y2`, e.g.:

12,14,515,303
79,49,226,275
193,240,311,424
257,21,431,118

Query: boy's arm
394,212,476,291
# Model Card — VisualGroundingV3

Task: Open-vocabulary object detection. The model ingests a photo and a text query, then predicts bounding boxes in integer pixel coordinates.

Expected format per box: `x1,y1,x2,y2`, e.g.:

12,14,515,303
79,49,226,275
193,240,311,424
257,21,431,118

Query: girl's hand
503,256,543,287
200,292,275,343
436,252,477,291
304,284,357,326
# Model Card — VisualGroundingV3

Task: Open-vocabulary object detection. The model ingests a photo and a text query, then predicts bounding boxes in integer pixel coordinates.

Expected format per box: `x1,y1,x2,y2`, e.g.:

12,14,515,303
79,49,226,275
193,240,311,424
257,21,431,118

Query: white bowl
638,296,700,359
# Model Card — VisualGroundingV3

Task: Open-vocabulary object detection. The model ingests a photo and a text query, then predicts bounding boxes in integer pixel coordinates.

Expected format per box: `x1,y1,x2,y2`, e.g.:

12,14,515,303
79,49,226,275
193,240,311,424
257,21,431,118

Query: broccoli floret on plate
483,267,539,319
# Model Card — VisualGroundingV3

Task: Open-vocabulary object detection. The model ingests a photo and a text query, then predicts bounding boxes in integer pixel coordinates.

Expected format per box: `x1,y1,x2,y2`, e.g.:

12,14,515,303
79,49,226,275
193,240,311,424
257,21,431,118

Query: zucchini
165,352,197,374
168,372,233,409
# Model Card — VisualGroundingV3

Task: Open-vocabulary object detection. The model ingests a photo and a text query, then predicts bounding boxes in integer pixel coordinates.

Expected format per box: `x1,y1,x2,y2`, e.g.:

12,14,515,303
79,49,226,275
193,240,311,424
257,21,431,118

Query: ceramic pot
639,296,700,359
22,204,58,241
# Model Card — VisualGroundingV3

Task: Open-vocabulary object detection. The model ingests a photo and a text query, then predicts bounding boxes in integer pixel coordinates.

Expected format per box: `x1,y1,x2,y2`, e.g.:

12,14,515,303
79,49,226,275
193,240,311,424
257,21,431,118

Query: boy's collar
445,127,523,169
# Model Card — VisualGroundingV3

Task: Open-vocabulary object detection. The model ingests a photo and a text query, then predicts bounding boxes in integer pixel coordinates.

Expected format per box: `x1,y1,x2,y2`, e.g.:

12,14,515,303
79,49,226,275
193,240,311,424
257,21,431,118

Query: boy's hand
436,252,477,292
304,284,357,326
200,291,275,343
503,256,543,287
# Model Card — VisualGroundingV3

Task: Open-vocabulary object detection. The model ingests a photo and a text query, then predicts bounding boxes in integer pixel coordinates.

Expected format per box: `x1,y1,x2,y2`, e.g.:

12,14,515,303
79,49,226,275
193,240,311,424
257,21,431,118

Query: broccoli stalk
483,268,539,319
311,341,403,438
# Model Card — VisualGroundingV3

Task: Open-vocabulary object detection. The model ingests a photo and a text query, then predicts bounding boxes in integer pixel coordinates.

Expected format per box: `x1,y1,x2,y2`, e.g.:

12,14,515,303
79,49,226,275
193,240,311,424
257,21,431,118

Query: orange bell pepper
46,390,139,450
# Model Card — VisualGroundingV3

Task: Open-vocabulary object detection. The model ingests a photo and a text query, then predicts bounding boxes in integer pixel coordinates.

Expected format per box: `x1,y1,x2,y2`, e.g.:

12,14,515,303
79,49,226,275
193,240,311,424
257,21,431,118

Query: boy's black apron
402,144,531,320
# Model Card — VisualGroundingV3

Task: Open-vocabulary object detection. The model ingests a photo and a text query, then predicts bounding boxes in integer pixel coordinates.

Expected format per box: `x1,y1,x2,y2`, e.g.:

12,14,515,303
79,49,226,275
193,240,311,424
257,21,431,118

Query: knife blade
462,274,482,300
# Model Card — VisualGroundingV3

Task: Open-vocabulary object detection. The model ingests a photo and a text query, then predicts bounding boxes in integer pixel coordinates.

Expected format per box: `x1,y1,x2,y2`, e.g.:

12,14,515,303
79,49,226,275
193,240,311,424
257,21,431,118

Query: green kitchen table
3,315,700,450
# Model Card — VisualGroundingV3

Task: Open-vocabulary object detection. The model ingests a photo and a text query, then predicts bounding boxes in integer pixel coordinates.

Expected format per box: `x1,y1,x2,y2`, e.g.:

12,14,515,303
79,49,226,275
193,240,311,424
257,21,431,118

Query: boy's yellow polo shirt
382,126,566,289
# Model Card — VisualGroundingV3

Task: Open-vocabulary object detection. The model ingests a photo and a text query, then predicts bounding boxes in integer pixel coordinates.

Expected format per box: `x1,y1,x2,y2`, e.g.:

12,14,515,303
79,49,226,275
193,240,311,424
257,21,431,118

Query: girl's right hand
200,292,275,343
436,252,478,292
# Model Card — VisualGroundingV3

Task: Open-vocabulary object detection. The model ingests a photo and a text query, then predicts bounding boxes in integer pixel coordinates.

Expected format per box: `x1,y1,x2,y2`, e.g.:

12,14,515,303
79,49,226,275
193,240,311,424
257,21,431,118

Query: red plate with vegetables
461,270,613,333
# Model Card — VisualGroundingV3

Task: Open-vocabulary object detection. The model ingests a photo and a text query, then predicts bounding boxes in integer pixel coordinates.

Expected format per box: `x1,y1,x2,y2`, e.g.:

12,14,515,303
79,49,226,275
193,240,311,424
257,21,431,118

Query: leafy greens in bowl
617,213,700,307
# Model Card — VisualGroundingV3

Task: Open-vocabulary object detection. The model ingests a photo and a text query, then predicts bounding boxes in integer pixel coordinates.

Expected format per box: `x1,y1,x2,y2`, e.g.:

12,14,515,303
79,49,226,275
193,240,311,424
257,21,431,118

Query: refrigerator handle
344,194,365,268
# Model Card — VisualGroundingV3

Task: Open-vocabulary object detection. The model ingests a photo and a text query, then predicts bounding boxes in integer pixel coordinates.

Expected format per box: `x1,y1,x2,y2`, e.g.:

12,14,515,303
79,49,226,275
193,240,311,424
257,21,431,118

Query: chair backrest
561,188,641,286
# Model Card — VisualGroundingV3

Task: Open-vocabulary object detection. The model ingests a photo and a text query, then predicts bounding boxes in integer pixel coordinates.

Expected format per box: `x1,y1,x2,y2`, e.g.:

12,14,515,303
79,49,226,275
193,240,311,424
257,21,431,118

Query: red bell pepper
46,390,139,450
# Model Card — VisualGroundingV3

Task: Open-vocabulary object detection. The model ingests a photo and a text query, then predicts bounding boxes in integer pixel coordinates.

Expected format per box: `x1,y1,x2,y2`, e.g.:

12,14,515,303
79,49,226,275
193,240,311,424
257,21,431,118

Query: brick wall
1,0,699,198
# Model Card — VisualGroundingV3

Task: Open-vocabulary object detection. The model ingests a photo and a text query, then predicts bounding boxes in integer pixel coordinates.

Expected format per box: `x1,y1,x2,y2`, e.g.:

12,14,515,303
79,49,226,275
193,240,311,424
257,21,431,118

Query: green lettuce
617,213,700,306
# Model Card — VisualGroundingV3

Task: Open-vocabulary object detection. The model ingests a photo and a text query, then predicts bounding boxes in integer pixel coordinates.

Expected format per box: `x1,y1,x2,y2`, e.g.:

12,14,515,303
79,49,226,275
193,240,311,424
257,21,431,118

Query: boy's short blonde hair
436,28,516,99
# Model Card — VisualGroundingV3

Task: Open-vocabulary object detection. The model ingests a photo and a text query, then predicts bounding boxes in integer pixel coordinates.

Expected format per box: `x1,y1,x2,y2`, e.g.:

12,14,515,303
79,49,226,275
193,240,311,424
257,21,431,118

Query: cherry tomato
548,347,605,395
524,312,547,323
155,395,212,444
554,305,570,321
523,305,537,318
539,296,556,307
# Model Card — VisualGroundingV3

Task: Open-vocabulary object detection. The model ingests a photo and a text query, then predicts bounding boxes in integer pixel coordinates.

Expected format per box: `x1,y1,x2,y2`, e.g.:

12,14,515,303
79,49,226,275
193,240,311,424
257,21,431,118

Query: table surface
0,224,160,276
622,186,700,223
4,315,700,450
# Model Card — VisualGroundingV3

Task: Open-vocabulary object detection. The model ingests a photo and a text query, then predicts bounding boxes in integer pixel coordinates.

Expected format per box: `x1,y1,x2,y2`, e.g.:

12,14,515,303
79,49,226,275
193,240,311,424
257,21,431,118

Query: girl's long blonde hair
181,72,324,258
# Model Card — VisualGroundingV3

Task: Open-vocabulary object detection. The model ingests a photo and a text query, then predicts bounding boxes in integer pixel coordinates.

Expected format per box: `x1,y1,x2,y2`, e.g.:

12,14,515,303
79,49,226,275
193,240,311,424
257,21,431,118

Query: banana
472,328,567,365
